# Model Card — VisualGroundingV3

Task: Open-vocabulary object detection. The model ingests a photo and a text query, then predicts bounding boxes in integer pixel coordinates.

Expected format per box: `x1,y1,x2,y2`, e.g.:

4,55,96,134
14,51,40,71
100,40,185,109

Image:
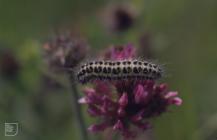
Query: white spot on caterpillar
77,59,163,83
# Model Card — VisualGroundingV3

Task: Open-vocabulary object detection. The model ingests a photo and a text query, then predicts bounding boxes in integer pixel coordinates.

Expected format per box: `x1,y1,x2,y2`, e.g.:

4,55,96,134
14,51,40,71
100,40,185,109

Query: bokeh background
0,0,217,140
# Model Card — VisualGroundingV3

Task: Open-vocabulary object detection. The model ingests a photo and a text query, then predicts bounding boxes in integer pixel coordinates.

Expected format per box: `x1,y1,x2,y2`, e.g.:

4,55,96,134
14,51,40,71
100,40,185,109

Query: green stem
69,74,89,140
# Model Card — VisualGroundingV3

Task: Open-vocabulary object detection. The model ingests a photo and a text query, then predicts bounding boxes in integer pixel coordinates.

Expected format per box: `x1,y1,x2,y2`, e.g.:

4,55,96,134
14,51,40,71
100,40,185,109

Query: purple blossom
101,3,137,33
43,31,88,70
79,44,182,139
103,43,135,60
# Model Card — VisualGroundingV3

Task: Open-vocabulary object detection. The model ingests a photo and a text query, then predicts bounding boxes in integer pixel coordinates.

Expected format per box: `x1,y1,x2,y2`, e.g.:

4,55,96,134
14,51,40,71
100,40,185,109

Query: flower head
101,3,137,33
103,43,135,60
43,31,88,70
79,44,182,139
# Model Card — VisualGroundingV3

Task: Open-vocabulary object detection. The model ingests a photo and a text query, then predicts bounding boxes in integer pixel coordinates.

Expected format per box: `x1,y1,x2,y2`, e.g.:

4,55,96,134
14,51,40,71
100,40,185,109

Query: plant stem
69,74,89,140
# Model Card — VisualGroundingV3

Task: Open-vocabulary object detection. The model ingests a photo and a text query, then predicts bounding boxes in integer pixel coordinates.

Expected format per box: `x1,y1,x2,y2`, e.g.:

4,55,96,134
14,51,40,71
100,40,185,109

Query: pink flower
101,3,137,33
43,31,88,69
103,43,135,60
79,44,182,139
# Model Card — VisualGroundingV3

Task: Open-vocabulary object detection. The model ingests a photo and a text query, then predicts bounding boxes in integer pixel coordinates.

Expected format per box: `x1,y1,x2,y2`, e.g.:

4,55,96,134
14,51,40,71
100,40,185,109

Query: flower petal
113,120,124,131
131,109,145,122
165,91,178,98
134,85,148,104
78,97,89,104
119,93,128,107
170,97,183,106
88,123,108,132
118,107,126,117
83,88,96,95
88,105,102,116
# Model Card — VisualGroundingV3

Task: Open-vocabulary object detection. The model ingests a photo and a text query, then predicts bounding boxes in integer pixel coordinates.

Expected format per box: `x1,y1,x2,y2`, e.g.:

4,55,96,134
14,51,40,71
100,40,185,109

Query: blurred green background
0,0,217,140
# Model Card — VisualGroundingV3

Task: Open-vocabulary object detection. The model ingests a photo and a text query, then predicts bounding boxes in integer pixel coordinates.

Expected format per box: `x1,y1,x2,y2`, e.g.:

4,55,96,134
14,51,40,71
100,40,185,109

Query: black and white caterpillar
77,59,163,83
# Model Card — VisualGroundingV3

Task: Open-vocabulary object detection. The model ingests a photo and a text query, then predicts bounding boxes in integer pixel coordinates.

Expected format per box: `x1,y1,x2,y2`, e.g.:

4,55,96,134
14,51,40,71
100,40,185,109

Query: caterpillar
77,59,163,83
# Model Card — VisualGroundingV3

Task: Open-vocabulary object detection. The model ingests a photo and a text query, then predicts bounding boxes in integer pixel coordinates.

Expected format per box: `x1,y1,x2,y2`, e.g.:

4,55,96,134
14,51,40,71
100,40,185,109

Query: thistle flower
42,31,89,90
101,3,137,33
79,44,182,139
43,31,88,70
43,32,90,140
103,44,135,60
